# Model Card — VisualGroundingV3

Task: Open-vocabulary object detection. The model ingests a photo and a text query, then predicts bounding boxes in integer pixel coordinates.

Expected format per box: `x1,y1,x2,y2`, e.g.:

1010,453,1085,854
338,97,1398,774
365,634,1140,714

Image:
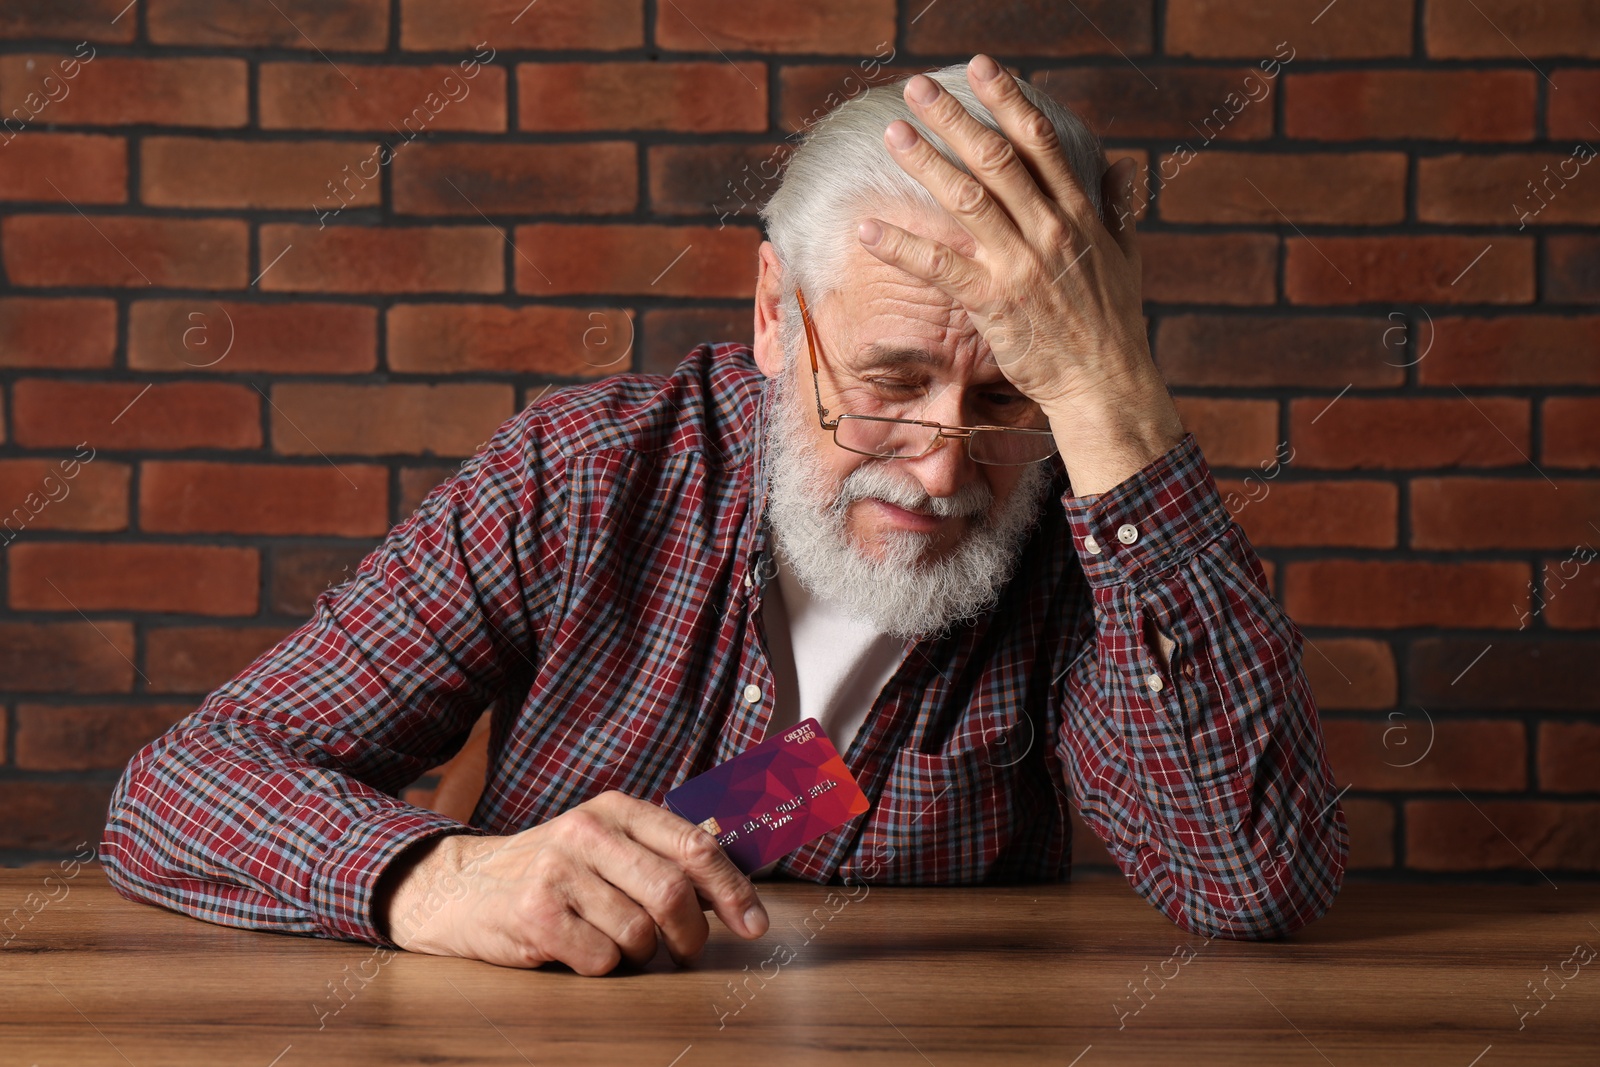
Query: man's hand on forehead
858,54,1185,494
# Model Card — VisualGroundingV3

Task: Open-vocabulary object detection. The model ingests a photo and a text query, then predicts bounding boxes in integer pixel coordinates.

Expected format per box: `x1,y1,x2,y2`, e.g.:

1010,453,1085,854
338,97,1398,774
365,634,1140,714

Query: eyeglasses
795,287,1059,466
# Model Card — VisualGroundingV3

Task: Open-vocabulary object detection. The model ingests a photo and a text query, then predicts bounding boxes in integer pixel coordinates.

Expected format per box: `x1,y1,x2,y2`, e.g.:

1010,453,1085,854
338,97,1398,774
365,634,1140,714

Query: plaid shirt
101,342,1347,945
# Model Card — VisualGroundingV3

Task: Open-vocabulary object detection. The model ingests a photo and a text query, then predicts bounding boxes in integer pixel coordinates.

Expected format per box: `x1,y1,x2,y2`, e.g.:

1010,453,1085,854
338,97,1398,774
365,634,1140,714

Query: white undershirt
751,539,906,877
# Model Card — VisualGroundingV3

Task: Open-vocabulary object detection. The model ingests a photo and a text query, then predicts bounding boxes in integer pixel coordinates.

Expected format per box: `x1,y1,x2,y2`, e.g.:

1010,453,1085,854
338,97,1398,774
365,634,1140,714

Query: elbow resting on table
1170,808,1350,942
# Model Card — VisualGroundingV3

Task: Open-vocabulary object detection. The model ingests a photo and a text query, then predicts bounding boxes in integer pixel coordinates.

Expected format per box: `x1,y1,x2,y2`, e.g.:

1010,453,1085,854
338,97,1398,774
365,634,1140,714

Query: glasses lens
835,416,937,460
835,418,1056,465
969,429,1058,465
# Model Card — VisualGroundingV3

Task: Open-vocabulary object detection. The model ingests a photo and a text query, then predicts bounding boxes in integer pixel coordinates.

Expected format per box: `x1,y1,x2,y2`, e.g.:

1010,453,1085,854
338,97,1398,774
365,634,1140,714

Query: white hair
760,61,1107,335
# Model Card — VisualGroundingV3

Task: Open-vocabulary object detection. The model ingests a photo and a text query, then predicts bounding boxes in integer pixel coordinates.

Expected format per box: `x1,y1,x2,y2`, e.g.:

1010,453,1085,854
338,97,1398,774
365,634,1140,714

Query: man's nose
900,384,977,500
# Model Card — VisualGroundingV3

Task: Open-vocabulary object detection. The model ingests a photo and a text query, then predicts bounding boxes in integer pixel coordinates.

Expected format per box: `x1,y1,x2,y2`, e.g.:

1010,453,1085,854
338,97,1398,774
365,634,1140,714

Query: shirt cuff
1059,431,1231,590
309,804,488,947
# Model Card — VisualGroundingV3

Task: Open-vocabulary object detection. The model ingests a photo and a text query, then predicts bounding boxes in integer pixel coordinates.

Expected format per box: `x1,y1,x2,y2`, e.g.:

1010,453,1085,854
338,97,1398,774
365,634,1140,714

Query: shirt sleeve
1052,430,1348,939
99,403,569,948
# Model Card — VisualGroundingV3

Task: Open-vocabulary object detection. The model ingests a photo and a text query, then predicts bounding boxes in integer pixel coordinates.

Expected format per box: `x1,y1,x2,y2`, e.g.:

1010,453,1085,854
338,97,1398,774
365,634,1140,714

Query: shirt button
1147,673,1164,692
743,571,752,589
1083,534,1102,555
742,683,762,704
1117,523,1139,545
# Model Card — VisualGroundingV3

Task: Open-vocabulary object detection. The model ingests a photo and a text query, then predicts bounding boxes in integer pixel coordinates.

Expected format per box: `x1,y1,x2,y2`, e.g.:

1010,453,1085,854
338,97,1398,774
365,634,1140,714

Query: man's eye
866,378,922,395
982,393,1023,407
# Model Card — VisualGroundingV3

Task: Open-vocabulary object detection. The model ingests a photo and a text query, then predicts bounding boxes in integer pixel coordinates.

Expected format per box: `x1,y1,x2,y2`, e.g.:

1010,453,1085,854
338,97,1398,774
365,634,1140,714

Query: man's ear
752,241,786,380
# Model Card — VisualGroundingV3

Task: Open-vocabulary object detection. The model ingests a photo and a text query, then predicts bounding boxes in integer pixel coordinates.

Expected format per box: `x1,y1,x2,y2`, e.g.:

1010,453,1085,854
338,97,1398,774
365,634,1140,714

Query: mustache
831,460,993,520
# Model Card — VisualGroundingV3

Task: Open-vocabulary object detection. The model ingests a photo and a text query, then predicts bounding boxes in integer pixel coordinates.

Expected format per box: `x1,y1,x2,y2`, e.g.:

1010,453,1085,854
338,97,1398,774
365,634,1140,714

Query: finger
964,54,1097,223
541,899,626,977
565,871,661,970
856,215,984,299
898,71,1050,239
598,792,770,940
587,828,712,965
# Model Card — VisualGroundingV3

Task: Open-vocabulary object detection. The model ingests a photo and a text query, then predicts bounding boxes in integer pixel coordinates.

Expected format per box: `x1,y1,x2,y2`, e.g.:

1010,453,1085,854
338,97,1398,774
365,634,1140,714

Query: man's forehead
830,279,1009,386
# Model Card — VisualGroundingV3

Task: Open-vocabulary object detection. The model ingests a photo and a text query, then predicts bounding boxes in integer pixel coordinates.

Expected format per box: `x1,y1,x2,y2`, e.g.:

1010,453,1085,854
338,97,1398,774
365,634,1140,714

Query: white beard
759,353,1055,641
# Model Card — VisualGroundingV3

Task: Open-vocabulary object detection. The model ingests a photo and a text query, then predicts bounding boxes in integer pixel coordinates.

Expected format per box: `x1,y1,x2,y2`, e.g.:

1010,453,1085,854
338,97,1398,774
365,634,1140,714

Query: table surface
2,869,1597,1066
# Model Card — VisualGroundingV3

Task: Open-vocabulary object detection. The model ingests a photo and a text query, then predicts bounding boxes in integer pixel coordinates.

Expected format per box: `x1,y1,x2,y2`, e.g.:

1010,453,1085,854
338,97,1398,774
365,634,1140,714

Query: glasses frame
794,286,1059,467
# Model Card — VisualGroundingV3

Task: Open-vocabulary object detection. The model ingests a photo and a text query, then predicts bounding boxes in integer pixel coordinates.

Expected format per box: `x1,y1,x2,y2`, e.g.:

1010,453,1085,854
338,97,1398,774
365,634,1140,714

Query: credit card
662,717,871,874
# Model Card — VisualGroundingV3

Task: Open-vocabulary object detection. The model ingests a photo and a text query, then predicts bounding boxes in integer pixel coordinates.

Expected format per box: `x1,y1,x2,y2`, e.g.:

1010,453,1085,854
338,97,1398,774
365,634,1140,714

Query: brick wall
0,1,1595,883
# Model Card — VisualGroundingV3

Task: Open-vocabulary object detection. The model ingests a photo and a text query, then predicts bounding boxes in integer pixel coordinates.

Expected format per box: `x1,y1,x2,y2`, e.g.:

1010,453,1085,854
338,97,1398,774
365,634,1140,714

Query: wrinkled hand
858,53,1154,416
378,790,769,976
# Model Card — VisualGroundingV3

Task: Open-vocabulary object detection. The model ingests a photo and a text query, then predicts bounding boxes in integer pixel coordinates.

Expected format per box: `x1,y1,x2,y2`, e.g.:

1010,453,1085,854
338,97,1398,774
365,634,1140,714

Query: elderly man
103,55,1346,976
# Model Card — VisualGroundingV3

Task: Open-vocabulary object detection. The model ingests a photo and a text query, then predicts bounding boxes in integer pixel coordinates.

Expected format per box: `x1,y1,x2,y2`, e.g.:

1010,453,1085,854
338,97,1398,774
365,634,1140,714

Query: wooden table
2,869,1596,1065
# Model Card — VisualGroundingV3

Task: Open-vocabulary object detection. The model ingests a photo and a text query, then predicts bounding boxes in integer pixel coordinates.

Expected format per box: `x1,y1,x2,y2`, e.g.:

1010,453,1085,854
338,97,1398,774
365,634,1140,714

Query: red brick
0,783,116,850
0,622,135,692
1290,397,1531,469
1418,316,1600,387
147,0,388,49
0,133,125,202
145,626,292,693
398,465,461,517
657,0,894,51
517,62,766,133
910,0,1151,56
1420,152,1600,226
1410,638,1590,710
393,142,636,216
514,224,760,296
258,224,503,294
1156,315,1402,389
1544,398,1600,468
1411,479,1600,550
140,137,382,211
1286,237,1534,305
1158,152,1406,224
1169,398,1277,467
648,143,794,219
269,545,372,616
128,300,377,374
1300,638,1397,711
8,543,259,615
1324,717,1526,791
11,381,261,451
260,63,506,132
269,383,515,457
641,309,755,376
1549,69,1600,139
0,297,117,368
1166,0,1410,58
1222,480,1398,549
1427,0,1600,58
777,63,924,136
1538,722,1600,792
0,55,246,127
1,215,248,289
140,462,389,537
1286,71,1536,141
1547,236,1600,303
400,0,641,49
1344,798,1395,870
1283,560,1531,629
1139,233,1276,304
0,458,128,534
0,2,135,41
1034,67,1274,141
1541,555,1600,630
387,305,631,375
13,703,192,770
1407,801,1600,872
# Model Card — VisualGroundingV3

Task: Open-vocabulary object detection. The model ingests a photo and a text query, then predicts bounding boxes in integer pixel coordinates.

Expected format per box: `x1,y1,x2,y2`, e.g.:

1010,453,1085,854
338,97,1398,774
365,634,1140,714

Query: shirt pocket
859,716,1030,885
